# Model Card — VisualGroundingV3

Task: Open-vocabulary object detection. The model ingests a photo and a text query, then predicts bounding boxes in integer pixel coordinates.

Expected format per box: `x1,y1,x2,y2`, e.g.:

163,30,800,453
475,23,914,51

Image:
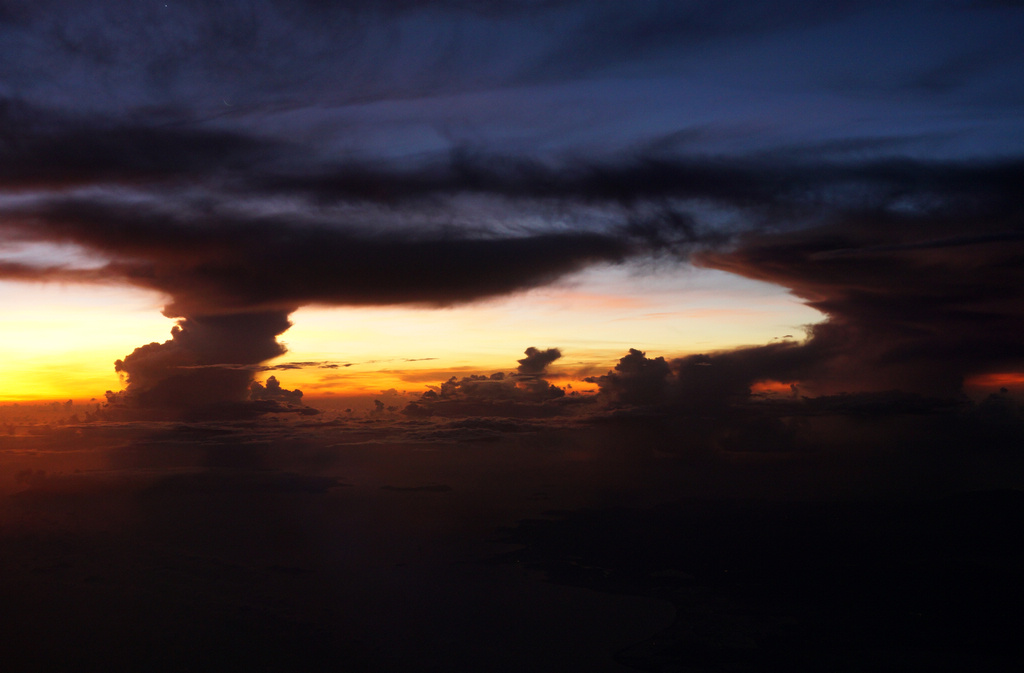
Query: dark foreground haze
3,398,1023,672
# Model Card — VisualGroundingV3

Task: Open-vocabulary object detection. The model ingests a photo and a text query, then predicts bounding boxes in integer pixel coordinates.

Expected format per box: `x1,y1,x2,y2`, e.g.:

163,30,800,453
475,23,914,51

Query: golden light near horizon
0,281,176,401
0,264,822,402
272,264,822,397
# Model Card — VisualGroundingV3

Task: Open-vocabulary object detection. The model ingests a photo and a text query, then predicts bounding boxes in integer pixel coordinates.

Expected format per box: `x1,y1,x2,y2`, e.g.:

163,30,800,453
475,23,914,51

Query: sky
1,1,1023,410
4,4,1024,671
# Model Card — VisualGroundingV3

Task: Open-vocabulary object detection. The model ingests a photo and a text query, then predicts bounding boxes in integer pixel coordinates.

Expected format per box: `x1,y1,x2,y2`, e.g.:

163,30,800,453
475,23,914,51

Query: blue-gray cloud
2,1,1023,416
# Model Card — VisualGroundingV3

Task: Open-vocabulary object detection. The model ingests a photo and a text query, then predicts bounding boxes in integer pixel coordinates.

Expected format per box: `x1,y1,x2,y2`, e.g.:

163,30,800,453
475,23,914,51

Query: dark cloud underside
1,1,1023,415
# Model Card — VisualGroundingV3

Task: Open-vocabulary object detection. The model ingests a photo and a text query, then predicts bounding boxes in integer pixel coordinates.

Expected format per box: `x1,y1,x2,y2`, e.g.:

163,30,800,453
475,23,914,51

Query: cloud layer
2,2,1023,415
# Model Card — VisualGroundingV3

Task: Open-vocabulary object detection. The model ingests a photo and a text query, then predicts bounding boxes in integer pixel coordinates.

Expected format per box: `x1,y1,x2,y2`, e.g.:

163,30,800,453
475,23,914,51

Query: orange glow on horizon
965,373,1024,391
0,365,120,402
750,380,798,395
0,281,174,401
272,365,602,400
1,266,821,403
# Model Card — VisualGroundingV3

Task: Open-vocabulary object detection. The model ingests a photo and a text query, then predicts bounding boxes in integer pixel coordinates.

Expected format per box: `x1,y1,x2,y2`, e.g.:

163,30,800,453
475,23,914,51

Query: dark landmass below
495,490,1024,672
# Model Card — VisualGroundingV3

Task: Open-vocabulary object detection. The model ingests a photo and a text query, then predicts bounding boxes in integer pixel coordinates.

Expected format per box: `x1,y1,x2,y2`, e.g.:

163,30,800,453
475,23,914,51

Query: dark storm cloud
3,197,635,316
516,347,562,377
0,99,277,188
7,0,1016,123
0,96,812,204
261,151,782,207
249,376,304,405
586,344,816,413
253,153,1024,220
0,164,637,416
585,201,1024,405
402,348,579,418
585,349,675,408
580,171,1024,408
0,0,578,115
525,1,882,80
2,1,1022,418
0,2,863,88
3,97,1022,211
265,0,573,13
4,151,1024,414
557,155,1024,410
579,346,1024,462
102,311,294,418
697,207,1024,396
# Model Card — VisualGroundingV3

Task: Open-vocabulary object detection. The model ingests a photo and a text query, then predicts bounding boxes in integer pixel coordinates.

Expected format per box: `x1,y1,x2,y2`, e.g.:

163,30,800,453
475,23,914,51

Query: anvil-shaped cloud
1,1,1023,416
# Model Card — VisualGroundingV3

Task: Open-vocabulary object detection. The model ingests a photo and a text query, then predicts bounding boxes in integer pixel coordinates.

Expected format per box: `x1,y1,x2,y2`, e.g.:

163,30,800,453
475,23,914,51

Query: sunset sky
5,4,1024,671
1,1,1023,408
0,266,818,400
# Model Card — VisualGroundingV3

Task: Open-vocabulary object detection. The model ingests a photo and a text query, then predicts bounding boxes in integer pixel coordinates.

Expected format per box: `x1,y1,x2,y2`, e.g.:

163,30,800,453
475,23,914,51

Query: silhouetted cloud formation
103,312,292,417
404,348,575,418
249,375,304,405
2,1,1023,416
586,349,675,408
575,345,1024,460
697,205,1024,396
5,7,1024,672
516,347,562,377
5,152,1023,414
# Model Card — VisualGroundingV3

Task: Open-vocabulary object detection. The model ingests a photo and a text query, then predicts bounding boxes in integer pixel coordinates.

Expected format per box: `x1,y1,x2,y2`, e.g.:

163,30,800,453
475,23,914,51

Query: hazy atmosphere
3,2,1023,670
